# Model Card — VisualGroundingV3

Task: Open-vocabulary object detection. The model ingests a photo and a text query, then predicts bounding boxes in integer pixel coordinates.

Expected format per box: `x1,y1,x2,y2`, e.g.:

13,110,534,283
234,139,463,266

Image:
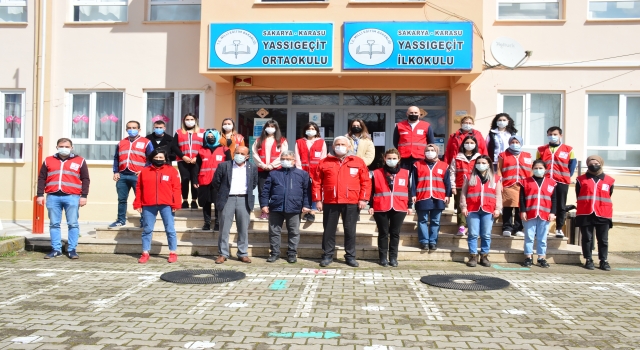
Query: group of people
36,107,615,272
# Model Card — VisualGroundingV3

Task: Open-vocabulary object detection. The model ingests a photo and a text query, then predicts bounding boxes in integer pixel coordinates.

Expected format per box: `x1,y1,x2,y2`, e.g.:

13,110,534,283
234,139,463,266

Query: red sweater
133,165,182,210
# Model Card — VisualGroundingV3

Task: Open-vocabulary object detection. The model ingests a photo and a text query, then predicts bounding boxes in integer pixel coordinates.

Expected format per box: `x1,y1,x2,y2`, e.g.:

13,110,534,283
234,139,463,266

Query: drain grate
160,269,246,284
420,274,510,291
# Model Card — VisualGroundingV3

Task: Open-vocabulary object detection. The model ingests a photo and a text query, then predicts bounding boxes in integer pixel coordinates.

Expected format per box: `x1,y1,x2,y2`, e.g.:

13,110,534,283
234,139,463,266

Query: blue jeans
523,217,549,256
467,210,494,254
116,173,141,225
141,205,177,252
46,194,80,252
417,209,443,245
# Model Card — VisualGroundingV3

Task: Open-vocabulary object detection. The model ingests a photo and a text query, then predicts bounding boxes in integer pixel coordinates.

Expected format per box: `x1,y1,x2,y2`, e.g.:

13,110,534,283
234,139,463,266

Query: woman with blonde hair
346,119,375,167
219,118,245,155
171,113,203,209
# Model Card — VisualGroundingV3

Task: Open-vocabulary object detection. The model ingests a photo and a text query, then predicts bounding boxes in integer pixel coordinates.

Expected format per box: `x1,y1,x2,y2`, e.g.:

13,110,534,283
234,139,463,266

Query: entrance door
345,110,390,170
291,109,339,152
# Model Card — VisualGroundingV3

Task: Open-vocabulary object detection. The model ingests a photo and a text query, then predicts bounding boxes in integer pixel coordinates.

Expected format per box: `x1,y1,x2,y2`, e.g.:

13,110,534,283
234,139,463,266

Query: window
499,92,563,148
149,0,200,21
68,91,124,161
589,1,640,19
587,93,640,167
144,91,204,136
71,0,128,22
394,93,448,138
497,0,561,20
0,0,27,22
1,91,25,161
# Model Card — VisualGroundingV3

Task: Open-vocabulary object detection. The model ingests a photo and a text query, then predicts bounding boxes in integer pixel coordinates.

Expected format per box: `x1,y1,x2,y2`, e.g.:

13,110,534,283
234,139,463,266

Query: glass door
345,110,390,170
291,109,339,152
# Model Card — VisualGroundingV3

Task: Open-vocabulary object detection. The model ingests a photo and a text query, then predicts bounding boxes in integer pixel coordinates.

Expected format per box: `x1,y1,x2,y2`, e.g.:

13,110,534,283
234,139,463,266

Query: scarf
586,155,604,176
426,143,440,163
507,134,523,156
203,129,220,150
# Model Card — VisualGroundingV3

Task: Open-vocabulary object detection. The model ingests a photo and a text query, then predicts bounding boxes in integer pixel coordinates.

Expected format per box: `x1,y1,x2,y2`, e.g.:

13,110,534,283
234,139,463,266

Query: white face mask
509,143,521,151
222,125,233,131
334,145,347,156
185,120,196,128
234,154,246,164
533,168,546,177
475,163,489,172
461,123,473,131
281,160,294,168
548,135,560,143
305,129,317,137
57,147,71,156
265,127,276,135
425,151,437,159
385,159,399,167
497,121,508,128
464,143,475,151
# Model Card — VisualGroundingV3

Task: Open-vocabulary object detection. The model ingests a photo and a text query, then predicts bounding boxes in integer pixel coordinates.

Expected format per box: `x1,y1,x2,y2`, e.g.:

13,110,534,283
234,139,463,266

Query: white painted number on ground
224,302,248,308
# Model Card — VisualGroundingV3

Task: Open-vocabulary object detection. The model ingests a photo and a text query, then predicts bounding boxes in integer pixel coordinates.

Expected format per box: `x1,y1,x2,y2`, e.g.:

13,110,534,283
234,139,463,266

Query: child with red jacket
134,148,182,264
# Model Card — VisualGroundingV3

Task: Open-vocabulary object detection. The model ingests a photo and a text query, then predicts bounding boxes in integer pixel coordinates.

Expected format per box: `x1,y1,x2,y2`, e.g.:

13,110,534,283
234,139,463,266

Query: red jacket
197,147,228,186
396,120,430,159
133,165,182,210
176,131,204,161
499,150,533,187
371,168,409,212
414,160,448,201
257,137,287,172
296,137,324,174
117,136,150,173
312,154,371,204
465,175,501,213
444,129,487,165
576,174,615,219
538,144,573,184
522,176,556,221
43,155,85,195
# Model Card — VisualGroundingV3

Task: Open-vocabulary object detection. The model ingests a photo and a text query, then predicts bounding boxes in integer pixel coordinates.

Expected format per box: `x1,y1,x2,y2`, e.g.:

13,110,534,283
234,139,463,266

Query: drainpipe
32,0,47,234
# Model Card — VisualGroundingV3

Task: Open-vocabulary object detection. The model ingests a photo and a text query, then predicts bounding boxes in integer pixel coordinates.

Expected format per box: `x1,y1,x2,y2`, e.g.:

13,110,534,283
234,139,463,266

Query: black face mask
351,127,362,134
408,114,419,122
206,137,215,144
152,159,165,167
588,164,601,172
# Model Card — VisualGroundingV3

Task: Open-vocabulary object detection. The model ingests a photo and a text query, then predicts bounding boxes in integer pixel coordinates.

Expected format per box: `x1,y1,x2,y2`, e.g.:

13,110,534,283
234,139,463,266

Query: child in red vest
497,135,532,237
520,159,556,268
449,135,482,236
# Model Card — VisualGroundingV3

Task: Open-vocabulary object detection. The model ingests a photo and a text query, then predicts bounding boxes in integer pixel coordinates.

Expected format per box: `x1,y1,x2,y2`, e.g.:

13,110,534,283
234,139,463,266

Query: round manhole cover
160,269,246,284
420,274,510,291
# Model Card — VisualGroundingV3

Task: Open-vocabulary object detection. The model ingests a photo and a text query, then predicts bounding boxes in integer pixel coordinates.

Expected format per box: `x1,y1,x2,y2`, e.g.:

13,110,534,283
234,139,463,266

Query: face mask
351,127,363,134
127,129,139,137
475,163,489,172
281,160,293,168
408,114,419,122
461,124,473,131
385,159,399,167
548,135,559,143
334,145,347,156
509,143,521,151
464,143,475,151
206,137,215,145
222,125,233,132
588,164,601,172
57,147,71,156
497,121,508,128
305,129,317,137
533,168,546,177
425,151,437,159
265,127,276,135
185,120,196,128
154,128,164,136
152,159,165,167
234,154,246,164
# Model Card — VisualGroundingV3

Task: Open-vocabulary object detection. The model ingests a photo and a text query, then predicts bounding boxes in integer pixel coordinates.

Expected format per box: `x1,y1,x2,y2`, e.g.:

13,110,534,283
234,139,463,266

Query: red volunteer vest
576,174,615,219
414,160,448,201
296,138,324,174
117,136,150,173
538,144,572,184
197,147,228,186
257,137,287,172
44,155,85,195
465,175,501,213
176,131,204,161
372,168,409,212
397,120,430,159
523,177,556,221
500,151,532,187
454,156,477,188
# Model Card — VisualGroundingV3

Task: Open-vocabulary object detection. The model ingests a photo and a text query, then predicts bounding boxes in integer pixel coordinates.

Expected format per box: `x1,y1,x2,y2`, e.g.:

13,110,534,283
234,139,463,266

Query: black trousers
202,202,218,225
322,203,358,260
178,161,199,201
400,157,420,171
580,224,609,261
373,210,407,260
258,171,271,198
555,183,569,229
502,207,523,232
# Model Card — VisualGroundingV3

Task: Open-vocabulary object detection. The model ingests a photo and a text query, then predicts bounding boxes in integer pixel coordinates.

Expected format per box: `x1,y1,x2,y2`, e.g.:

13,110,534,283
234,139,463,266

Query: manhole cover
420,274,510,291
160,269,246,284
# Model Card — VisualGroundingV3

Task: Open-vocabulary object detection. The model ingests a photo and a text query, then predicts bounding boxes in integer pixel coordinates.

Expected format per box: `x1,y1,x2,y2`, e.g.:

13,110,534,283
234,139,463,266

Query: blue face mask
154,128,164,136
548,135,559,143
509,143,521,151
127,129,139,137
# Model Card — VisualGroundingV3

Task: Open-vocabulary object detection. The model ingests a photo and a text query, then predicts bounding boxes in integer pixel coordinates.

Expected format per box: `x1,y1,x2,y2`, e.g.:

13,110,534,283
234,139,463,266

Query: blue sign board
208,23,333,69
343,22,473,70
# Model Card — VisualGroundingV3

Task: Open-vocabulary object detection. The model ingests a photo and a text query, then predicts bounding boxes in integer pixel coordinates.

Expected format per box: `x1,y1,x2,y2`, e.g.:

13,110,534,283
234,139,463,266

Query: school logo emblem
214,29,258,65
348,28,393,66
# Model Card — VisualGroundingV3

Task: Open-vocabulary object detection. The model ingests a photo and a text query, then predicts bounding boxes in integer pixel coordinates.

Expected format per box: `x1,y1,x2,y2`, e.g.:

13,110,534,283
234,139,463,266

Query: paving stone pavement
1,252,640,349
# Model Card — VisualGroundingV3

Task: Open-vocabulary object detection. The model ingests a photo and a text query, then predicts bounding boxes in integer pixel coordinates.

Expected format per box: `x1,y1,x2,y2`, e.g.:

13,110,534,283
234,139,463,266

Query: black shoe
538,258,550,268
345,259,359,267
213,222,219,231
584,259,595,270
287,255,297,264
319,258,332,267
379,258,389,267
191,201,198,209
202,223,211,231
420,243,429,250
181,201,189,209
266,255,278,263
600,260,611,271
389,259,398,267
522,257,533,267
429,244,436,251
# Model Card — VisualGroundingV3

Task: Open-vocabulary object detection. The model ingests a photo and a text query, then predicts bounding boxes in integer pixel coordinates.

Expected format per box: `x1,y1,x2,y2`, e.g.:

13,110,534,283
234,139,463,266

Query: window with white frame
588,1,640,19
0,0,27,22
149,0,200,21
587,93,640,167
499,92,563,148
144,91,203,136
72,0,128,22
497,0,561,20
68,91,124,161
1,91,25,161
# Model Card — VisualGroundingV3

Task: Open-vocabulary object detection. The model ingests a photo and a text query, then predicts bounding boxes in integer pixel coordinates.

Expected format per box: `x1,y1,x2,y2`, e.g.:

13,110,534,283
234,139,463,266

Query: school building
1,0,639,235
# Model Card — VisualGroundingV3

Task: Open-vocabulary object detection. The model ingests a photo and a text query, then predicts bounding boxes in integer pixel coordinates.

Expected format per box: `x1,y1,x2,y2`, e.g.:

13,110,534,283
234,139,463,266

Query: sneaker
319,258,332,267
522,257,533,267
190,201,198,209
287,255,297,264
181,201,189,209
584,258,595,270
266,255,278,263
44,250,62,259
538,258,550,268
67,250,79,259
600,260,611,271
167,252,178,263
259,212,269,220
555,230,565,238
515,231,525,237
138,253,150,264
456,226,466,236
503,230,512,237
108,221,124,228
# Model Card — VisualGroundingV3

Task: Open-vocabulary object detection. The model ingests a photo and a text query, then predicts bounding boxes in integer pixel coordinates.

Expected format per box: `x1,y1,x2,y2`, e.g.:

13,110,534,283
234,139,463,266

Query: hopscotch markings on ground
409,279,443,321
18,268,162,276
362,305,385,311
184,341,215,349
0,275,83,309
503,309,527,315
510,282,575,324
187,282,235,315
614,283,640,297
294,276,319,318
268,331,340,339
300,268,341,275
365,346,395,350
269,280,288,290
11,336,43,344
89,275,157,312
248,278,266,282
224,302,248,308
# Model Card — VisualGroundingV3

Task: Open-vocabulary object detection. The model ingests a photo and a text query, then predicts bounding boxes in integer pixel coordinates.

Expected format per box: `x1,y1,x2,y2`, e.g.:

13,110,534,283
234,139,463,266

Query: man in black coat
145,120,174,161
213,146,258,264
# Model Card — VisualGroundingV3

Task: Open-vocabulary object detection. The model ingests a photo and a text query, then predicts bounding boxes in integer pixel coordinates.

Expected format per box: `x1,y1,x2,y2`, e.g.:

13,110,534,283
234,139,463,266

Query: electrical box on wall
235,76,253,87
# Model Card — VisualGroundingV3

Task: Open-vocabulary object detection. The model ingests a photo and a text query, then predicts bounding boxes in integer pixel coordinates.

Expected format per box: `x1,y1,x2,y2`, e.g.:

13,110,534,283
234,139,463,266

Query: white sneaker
502,231,512,237
456,226,466,236
515,231,525,237
555,230,565,238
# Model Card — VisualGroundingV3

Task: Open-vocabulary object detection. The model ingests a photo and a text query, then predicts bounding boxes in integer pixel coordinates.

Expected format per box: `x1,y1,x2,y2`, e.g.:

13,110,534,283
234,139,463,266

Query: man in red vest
110,121,154,228
37,138,90,259
393,106,435,170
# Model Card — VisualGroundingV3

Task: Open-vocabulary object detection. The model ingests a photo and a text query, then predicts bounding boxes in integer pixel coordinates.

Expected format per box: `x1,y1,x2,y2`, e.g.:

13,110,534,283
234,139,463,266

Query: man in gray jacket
213,146,258,264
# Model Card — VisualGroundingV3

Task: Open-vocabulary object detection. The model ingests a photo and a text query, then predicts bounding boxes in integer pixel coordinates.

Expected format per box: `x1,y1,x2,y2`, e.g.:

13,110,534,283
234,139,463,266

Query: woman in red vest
252,119,288,219
449,135,482,236
497,135,532,237
295,121,327,222
368,148,412,267
576,155,615,271
195,129,231,231
444,115,488,165
460,155,502,267
219,118,245,156
520,159,556,268
171,113,203,209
